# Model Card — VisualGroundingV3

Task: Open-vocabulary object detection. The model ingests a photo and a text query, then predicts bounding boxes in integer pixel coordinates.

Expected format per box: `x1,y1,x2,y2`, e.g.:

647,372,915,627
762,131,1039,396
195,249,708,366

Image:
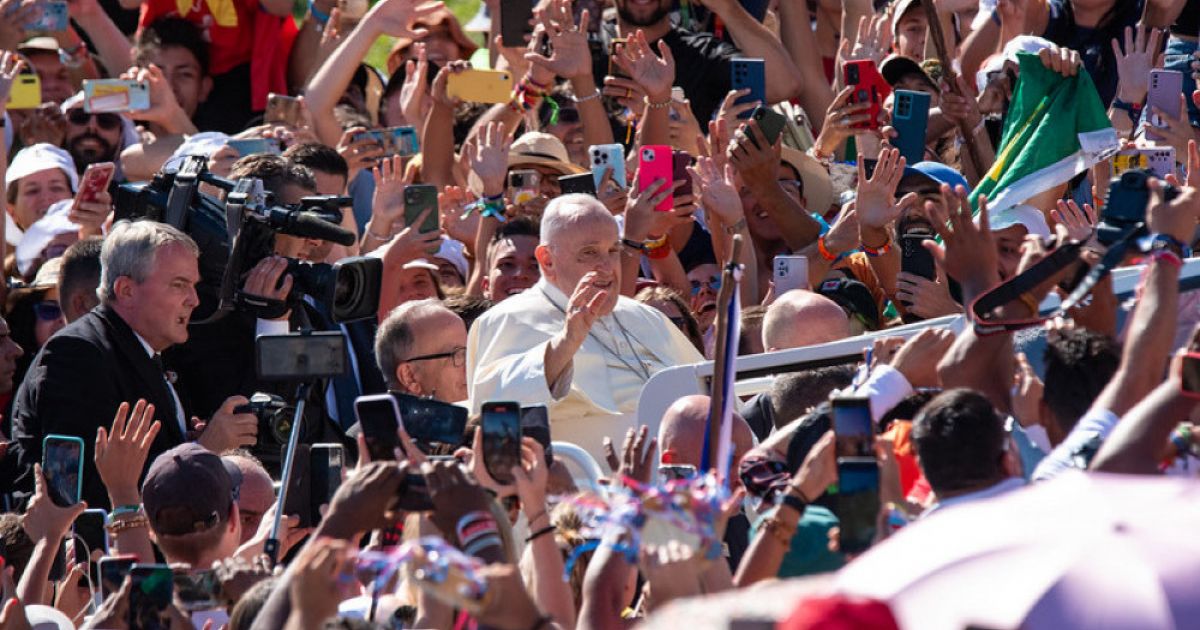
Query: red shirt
139,0,257,76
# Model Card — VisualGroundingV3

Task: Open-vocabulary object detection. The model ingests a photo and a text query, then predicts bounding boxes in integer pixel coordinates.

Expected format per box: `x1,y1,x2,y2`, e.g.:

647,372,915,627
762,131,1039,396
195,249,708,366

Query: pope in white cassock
466,195,704,463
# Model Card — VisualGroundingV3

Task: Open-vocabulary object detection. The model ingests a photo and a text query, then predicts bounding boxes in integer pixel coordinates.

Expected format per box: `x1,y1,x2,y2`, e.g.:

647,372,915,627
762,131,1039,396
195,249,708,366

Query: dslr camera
1097,169,1177,248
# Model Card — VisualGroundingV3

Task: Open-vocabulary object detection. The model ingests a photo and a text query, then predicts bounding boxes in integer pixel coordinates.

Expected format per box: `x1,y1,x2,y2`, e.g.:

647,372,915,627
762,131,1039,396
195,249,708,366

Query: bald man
467,195,704,463
762,290,851,352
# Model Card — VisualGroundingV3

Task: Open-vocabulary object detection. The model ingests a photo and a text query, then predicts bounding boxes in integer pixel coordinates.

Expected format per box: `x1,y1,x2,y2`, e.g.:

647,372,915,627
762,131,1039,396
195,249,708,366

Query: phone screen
73,510,107,575
130,564,174,629
520,405,553,466
832,459,880,554
394,394,468,448
309,444,344,522
1182,354,1200,394
832,398,874,458
76,163,114,204
482,402,522,485
43,436,83,507
98,556,136,601
256,332,348,381
354,395,401,461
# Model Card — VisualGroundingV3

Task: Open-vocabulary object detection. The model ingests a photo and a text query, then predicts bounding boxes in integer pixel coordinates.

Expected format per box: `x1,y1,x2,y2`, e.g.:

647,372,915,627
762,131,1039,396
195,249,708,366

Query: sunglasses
66,109,122,130
32,301,61,322
690,276,722,295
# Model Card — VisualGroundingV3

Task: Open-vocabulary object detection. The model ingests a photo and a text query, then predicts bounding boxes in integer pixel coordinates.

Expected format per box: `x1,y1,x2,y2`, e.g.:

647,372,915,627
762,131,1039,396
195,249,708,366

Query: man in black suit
8,220,257,508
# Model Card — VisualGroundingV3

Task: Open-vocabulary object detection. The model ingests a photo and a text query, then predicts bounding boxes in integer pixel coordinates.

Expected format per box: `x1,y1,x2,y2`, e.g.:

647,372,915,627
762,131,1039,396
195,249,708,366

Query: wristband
643,234,668,249
1111,98,1143,121
777,492,807,515
308,0,330,25
724,217,747,235
860,236,892,257
1148,248,1184,268
573,89,602,104
455,511,498,546
646,240,672,260
644,96,672,110
1141,233,1192,259
112,504,142,517
622,238,647,253
524,524,556,543
817,235,840,262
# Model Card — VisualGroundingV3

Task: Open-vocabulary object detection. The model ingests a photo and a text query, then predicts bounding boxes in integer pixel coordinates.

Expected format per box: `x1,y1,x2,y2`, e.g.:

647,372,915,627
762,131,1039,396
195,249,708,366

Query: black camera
1097,169,1177,247
234,392,301,445
115,156,381,323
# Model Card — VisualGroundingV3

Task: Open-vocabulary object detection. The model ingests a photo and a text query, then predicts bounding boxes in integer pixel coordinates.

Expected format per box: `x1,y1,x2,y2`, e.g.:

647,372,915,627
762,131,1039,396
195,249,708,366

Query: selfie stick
265,381,310,567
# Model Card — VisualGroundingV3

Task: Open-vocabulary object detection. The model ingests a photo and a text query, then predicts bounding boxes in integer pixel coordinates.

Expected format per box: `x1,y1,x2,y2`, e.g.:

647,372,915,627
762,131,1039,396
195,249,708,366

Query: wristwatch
1141,233,1192,259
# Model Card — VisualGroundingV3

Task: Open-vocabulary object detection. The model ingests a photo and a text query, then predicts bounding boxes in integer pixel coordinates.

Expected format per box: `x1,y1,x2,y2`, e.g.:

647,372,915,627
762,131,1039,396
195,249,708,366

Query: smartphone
900,232,937,283
226,138,282,157
76,162,116,206
446,69,513,104
831,397,874,458
500,0,534,47
638,145,674,212
1144,147,1176,179
731,58,766,118
24,0,68,32
843,60,889,130
387,126,420,157
396,472,434,512
42,434,84,507
831,458,880,554
264,93,303,126
520,405,553,466
255,332,348,381
1102,169,1154,225
559,172,597,196
672,150,693,197
751,106,787,147
354,394,402,461
280,444,313,528
509,169,542,206
83,79,150,113
892,89,931,165
589,144,627,190
608,38,630,80
130,564,174,630
659,464,698,481
481,401,522,485
1179,352,1200,399
309,444,343,525
173,569,219,612
1146,69,1184,142
98,555,137,602
773,255,809,294
7,73,40,109
73,509,108,576
393,393,468,449
403,184,440,233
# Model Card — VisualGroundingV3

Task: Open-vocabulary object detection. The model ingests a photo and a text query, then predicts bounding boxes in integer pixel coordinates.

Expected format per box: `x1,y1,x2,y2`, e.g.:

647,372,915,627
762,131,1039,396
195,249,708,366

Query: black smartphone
831,397,874,458
520,405,553,466
255,332,349,381
309,443,344,525
832,458,880,554
395,472,435,512
500,0,533,47
393,393,468,449
481,401,522,485
42,434,84,507
751,106,787,146
98,555,137,602
354,394,402,461
900,232,937,283
559,172,598,196
173,569,220,612
672,150,693,197
73,509,108,577
129,564,174,630
403,184,441,234
281,444,313,528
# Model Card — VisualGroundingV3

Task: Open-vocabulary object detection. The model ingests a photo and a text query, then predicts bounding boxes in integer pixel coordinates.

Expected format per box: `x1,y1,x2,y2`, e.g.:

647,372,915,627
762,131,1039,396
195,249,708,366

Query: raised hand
814,86,874,156
525,0,592,81
621,178,681,241
611,29,676,102
1112,26,1164,104
846,13,893,65
601,425,657,485
925,185,1000,295
370,155,413,234
368,0,445,39
728,120,781,194
23,464,86,543
855,147,910,230
715,89,758,131
689,157,744,226
337,126,386,183
469,122,512,197
95,400,160,506
1051,199,1096,242
1011,352,1044,428
0,51,25,112
438,185,479,245
1146,177,1200,244
323,461,406,537
399,43,431,125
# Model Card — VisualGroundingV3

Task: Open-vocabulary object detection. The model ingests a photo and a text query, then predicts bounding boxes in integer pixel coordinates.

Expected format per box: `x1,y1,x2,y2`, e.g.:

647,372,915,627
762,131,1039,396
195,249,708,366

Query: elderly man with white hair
467,195,704,462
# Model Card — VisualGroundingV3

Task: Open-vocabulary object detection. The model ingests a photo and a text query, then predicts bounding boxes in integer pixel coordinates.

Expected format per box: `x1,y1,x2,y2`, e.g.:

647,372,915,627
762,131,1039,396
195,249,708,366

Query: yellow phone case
446,70,514,105
8,74,41,110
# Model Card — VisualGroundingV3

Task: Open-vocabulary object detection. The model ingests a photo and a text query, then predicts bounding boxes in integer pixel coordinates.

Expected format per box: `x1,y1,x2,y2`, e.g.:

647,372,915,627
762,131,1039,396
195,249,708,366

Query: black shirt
591,22,741,124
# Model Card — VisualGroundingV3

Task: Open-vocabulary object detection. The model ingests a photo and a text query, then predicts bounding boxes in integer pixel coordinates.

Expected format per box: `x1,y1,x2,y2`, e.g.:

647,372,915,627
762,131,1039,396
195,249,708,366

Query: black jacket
9,305,188,508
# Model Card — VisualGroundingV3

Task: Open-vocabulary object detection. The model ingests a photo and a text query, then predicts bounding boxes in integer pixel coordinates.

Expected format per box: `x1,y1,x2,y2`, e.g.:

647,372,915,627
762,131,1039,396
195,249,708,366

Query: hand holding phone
638,145,673,212
75,162,115,206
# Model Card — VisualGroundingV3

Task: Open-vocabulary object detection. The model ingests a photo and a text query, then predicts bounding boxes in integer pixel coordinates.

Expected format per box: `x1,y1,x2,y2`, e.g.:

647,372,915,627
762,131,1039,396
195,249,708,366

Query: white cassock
467,278,705,463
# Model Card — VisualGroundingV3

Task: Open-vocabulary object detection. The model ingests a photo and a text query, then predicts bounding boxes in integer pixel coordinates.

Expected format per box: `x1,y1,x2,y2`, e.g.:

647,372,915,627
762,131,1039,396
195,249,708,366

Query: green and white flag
971,52,1119,213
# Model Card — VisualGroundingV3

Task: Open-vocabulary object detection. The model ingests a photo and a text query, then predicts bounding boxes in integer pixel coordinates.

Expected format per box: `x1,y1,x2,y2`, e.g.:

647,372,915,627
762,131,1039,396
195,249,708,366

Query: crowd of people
0,0,1197,627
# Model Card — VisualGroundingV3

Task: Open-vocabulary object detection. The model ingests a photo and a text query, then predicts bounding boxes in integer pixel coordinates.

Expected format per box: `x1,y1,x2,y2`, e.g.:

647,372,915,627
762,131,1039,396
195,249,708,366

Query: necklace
539,287,654,381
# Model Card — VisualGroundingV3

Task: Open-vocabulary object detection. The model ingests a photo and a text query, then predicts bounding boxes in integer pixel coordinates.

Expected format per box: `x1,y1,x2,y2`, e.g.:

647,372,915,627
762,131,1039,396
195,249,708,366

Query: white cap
23,604,76,630
433,237,468,280
986,203,1051,239
977,35,1055,92
16,199,79,277
402,258,440,272
7,143,78,191
163,131,232,171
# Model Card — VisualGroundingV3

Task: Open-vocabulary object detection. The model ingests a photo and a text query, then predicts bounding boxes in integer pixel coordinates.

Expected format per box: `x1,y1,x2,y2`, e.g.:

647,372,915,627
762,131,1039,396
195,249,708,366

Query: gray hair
99,220,199,303
539,194,616,246
374,299,454,390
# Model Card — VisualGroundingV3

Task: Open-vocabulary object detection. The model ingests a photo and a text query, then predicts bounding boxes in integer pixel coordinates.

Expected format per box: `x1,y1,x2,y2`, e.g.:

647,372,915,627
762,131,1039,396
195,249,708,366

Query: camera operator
7,220,256,508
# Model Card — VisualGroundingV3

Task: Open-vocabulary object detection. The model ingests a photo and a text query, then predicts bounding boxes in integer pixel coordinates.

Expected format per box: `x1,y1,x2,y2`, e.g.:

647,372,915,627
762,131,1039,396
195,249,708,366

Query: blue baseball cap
899,161,970,195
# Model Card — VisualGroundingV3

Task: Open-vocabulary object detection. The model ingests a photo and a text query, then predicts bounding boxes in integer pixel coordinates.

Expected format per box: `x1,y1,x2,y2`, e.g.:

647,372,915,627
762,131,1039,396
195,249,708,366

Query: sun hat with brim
386,7,480,75
508,132,587,176
987,203,1051,239
880,55,937,91
7,143,78,191
781,146,835,216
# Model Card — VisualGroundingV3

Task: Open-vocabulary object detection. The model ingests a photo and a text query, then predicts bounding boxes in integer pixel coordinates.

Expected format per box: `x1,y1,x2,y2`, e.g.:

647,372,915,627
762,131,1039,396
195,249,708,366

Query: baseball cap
6,143,78,191
898,161,970,195
891,0,925,35
880,55,936,91
142,443,243,537
433,237,468,280
816,276,881,331
987,203,1051,239
16,200,79,278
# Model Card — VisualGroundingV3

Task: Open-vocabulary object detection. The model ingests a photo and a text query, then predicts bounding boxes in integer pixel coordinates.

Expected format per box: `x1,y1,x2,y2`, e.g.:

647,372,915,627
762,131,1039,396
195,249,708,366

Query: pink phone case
638,145,673,212
1147,70,1183,142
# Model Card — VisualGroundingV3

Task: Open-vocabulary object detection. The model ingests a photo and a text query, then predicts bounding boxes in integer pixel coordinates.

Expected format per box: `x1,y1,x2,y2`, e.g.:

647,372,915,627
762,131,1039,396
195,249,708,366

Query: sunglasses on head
66,109,122,130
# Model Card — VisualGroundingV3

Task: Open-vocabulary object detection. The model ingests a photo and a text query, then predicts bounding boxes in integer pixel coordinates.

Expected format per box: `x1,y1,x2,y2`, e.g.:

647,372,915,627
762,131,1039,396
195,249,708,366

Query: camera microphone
270,210,357,246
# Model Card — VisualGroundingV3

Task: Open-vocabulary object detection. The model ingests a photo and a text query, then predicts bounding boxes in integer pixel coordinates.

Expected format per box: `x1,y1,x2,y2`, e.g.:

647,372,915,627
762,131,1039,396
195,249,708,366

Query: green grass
363,0,483,73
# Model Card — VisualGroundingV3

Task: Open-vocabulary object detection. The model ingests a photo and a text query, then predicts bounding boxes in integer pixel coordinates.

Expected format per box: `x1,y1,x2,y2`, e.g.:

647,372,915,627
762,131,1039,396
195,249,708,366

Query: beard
616,0,670,27
68,133,117,168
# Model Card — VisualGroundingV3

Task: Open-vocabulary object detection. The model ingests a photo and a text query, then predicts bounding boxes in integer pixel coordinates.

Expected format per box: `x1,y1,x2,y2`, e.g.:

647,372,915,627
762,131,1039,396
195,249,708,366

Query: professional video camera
115,155,381,323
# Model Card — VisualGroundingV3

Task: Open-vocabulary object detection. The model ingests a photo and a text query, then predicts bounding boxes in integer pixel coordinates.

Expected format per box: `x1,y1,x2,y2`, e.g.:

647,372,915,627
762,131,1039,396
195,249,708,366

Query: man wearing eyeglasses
374,299,468,403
